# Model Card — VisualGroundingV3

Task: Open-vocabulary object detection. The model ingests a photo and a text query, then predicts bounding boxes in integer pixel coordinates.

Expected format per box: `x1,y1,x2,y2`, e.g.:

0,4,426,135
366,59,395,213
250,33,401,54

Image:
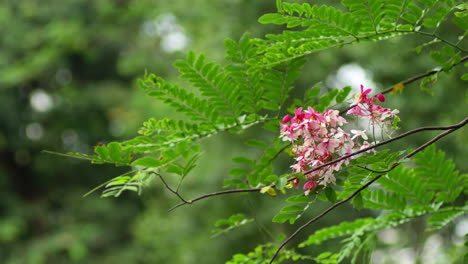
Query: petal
377,94,385,102
362,88,372,95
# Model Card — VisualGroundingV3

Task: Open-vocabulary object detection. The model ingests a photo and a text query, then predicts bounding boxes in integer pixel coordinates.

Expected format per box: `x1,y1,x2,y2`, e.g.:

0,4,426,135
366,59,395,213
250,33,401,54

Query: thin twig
404,127,460,159
269,174,385,263
155,172,190,204
168,188,262,212
168,117,467,212
413,31,467,53
358,165,397,174
340,55,468,115
268,121,466,263
382,55,468,95
168,142,291,212
303,117,468,176
358,126,460,174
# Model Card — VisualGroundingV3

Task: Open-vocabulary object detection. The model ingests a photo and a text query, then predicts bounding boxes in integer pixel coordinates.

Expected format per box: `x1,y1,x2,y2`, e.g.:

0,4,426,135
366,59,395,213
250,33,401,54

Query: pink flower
293,107,304,122
293,178,300,188
303,180,318,196
360,141,376,153
351,129,368,140
355,85,374,105
280,98,399,195
324,109,347,127
346,104,364,116
348,85,398,127
377,93,385,102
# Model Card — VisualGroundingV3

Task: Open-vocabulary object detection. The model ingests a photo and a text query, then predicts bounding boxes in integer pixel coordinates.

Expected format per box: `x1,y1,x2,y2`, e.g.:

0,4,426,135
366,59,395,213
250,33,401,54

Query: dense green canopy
1,0,466,263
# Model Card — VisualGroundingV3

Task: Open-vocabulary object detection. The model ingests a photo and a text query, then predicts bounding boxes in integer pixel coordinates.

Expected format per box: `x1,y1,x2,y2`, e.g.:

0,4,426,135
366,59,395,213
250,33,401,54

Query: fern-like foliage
227,243,313,264
174,51,244,119
298,145,467,263
211,214,253,238
52,1,468,262
62,31,317,197
140,73,221,123
256,0,466,66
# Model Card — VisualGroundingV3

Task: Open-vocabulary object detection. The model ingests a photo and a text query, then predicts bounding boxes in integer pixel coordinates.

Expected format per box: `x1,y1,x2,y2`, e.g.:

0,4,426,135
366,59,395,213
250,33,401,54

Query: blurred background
0,0,466,263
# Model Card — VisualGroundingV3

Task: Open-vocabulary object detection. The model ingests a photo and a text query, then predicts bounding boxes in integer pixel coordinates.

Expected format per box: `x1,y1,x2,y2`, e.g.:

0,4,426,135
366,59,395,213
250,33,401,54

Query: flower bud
377,93,385,102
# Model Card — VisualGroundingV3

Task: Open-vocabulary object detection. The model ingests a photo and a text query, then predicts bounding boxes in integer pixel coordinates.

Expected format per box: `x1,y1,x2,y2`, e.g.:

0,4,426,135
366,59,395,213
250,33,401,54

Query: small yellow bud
391,83,405,95
260,186,277,196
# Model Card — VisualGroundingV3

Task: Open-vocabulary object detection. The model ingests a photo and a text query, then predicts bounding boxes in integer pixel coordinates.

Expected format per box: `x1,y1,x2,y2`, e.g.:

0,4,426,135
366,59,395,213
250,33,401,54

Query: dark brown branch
359,126,462,174
269,173,385,264
155,172,190,204
168,142,291,212
381,55,468,95
340,55,468,115
168,117,467,212
168,188,262,212
303,117,468,176
358,165,397,174
268,120,466,263
404,126,460,159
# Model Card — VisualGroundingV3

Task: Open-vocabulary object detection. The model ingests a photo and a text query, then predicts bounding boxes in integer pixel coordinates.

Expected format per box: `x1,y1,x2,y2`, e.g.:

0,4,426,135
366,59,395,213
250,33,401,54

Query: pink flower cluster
280,85,399,195
347,85,399,126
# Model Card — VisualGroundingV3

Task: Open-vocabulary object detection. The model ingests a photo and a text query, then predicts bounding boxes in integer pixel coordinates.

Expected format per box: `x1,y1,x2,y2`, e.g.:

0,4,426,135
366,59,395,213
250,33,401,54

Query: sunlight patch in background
372,218,467,264
142,13,190,53
327,63,383,138
61,129,78,147
25,123,43,141
30,90,54,112
378,229,399,244
55,68,73,86
327,63,378,92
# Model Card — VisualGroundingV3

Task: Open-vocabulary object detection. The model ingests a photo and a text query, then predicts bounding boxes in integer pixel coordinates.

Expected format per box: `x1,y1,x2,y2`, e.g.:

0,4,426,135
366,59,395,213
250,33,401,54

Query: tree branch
340,55,468,115
381,55,468,95
303,117,468,176
168,141,291,212
168,117,467,212
269,174,385,264
155,172,190,204
412,31,467,53
268,120,466,263
168,188,262,212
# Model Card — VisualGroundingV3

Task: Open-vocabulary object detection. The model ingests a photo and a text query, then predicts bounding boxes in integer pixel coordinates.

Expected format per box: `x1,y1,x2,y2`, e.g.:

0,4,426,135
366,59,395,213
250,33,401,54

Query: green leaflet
93,142,133,166
102,171,155,198
298,144,465,263
299,218,375,247
227,243,312,264
255,0,465,66
52,2,467,262
212,214,253,238
413,145,464,203
174,51,243,117
426,206,468,231
273,193,311,224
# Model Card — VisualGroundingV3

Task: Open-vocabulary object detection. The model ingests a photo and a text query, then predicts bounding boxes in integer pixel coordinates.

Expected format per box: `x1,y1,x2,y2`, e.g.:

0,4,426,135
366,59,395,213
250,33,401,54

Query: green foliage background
0,0,466,263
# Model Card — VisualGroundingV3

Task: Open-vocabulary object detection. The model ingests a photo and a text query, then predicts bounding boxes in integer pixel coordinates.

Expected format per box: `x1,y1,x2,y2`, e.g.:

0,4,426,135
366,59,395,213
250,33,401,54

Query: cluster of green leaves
289,84,353,113
78,141,201,197
59,0,467,263
66,31,315,197
256,0,467,66
232,146,466,263
212,214,253,238
295,145,467,263
226,243,312,264
272,193,312,225
67,0,466,199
